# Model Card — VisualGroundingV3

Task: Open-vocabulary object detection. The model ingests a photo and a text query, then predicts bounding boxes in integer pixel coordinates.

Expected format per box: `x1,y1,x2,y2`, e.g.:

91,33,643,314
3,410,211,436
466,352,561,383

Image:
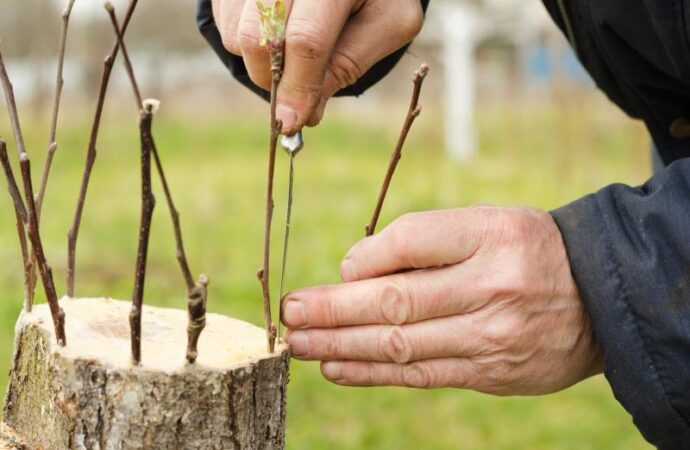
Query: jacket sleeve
551,159,690,449
196,0,430,101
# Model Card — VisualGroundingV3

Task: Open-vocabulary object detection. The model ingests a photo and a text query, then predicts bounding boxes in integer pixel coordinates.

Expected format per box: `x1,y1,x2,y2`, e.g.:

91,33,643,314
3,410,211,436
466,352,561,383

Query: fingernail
276,104,298,133
340,257,358,282
321,361,343,381
282,299,307,328
287,331,310,358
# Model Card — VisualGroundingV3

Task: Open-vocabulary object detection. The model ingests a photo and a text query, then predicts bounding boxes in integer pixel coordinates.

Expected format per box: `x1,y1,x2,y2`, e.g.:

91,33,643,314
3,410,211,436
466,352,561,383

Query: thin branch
0,49,36,310
258,48,284,354
19,153,66,345
186,275,209,363
107,3,194,289
0,50,67,344
66,0,140,297
24,0,79,310
150,139,195,289
105,2,143,109
365,63,429,237
0,141,28,227
130,105,156,365
35,0,78,216
0,141,33,310
106,2,207,362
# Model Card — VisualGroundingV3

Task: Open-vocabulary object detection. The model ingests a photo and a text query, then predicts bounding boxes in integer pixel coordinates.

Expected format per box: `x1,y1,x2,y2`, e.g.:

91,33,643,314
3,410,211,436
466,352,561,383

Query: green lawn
0,99,653,449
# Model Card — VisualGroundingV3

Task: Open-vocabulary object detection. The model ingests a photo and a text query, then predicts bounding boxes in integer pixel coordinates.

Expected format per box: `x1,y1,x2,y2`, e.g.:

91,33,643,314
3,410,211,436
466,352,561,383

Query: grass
0,96,652,449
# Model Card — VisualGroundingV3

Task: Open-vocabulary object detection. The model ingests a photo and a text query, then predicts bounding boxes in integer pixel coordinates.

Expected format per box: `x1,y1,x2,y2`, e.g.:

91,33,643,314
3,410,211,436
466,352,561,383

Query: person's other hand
281,207,603,395
211,0,424,134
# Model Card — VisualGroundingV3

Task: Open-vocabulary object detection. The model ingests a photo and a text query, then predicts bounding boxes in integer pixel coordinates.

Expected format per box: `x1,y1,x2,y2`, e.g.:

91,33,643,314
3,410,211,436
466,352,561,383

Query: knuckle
380,326,413,363
286,21,328,60
388,213,417,258
328,51,364,89
321,332,341,358
402,362,433,388
484,360,515,385
377,278,413,325
318,288,342,327
220,29,240,54
498,210,534,244
237,27,261,54
485,316,524,349
395,3,424,41
497,262,532,298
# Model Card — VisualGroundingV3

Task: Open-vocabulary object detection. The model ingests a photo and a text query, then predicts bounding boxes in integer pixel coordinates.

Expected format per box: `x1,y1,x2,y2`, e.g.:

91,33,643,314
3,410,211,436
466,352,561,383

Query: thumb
341,209,487,283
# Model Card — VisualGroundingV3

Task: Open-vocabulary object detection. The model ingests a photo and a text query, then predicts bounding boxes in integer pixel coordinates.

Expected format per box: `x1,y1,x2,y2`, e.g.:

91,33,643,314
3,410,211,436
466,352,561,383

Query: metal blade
278,135,301,337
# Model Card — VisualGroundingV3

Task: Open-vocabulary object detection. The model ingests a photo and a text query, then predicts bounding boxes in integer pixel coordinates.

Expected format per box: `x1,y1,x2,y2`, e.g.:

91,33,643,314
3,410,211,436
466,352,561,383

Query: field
0,98,653,449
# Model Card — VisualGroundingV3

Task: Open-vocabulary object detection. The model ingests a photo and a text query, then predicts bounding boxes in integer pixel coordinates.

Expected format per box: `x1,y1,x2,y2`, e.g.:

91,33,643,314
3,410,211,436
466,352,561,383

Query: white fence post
440,2,477,162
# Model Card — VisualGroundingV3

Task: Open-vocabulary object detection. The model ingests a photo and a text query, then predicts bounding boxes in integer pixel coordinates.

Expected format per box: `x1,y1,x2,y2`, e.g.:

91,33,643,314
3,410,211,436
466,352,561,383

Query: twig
66,0,140,297
25,0,78,310
365,63,429,237
0,142,32,309
106,3,208,362
36,0,78,216
258,64,282,353
0,50,36,310
257,0,286,354
130,104,156,365
0,52,66,344
19,153,67,346
105,3,142,109
186,275,209,363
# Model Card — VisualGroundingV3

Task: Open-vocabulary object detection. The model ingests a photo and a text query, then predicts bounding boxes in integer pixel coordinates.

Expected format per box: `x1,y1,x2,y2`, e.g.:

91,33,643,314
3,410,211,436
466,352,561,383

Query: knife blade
278,131,303,336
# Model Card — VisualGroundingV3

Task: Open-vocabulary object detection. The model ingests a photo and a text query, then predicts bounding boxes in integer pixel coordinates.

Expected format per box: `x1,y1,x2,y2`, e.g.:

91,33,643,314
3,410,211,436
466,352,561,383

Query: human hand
281,207,603,395
211,0,424,134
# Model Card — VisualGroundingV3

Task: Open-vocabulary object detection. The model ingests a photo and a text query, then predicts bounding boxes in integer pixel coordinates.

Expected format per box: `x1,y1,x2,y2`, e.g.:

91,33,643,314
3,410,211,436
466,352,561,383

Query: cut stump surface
2,298,290,450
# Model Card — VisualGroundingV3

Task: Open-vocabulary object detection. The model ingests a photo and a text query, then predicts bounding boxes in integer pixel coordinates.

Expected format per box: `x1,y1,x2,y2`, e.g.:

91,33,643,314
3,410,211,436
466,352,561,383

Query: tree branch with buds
366,63,429,237
67,0,140,298
106,2,209,363
0,50,66,345
256,0,286,353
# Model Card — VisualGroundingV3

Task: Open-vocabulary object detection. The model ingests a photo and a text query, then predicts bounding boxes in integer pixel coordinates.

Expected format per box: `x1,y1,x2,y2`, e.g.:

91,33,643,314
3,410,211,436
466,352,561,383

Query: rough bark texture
2,298,290,450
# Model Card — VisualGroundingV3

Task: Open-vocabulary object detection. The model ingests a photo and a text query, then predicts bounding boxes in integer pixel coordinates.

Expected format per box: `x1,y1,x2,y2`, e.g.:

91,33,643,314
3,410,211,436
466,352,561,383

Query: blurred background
0,0,652,448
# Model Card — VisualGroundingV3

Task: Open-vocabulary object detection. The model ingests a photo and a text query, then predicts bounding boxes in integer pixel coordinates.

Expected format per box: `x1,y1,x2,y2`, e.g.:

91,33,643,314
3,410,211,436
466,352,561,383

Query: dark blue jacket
197,1,690,447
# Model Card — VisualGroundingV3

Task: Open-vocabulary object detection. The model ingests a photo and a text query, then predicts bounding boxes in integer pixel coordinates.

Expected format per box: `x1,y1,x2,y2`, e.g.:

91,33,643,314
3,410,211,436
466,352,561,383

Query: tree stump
1,298,290,450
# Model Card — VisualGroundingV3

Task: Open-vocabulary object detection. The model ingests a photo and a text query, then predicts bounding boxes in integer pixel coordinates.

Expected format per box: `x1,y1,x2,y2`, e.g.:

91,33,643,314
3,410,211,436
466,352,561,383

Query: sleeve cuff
552,194,690,449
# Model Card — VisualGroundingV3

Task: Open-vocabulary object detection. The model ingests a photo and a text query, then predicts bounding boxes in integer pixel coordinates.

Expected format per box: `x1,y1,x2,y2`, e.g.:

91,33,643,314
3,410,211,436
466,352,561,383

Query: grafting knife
278,131,303,334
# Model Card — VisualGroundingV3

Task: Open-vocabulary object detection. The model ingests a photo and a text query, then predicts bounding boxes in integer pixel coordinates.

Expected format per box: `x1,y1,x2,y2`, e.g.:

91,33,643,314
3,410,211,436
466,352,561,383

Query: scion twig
365,63,429,237
0,141,33,309
36,0,78,216
0,53,66,345
24,0,79,310
67,0,140,297
19,154,67,345
130,104,156,365
106,2,208,363
257,0,286,354
258,64,282,354
0,50,35,310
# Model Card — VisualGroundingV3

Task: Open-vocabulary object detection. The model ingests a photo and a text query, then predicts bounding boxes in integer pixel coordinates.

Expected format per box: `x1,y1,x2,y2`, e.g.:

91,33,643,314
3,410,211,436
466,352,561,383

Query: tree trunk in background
1,298,290,450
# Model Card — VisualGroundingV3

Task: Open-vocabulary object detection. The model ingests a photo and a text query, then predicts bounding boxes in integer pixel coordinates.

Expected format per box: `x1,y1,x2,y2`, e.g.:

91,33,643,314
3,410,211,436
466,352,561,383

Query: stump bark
1,298,290,450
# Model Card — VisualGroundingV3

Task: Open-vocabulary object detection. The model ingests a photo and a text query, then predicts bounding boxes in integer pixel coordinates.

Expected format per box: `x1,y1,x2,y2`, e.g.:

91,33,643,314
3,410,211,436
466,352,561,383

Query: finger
320,358,478,389
218,0,246,55
302,0,423,127
276,0,358,134
341,209,491,282
212,0,223,27
286,314,482,363
282,263,490,329
321,0,424,100
237,0,294,91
